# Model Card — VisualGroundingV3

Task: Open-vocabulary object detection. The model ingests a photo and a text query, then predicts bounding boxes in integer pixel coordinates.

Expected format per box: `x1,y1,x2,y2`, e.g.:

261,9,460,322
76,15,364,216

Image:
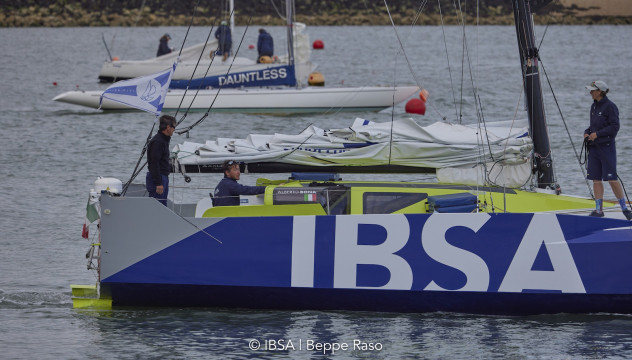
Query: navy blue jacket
257,31,274,57
584,96,620,145
147,132,171,185
214,177,265,206
215,25,232,48
157,38,171,57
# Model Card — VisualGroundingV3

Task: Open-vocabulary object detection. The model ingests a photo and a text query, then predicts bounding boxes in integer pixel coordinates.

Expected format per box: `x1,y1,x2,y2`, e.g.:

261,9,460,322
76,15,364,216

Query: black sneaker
624,209,632,221
589,210,604,217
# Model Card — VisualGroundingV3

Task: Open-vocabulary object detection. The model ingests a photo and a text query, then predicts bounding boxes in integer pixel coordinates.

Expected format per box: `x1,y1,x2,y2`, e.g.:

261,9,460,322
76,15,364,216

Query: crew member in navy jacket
146,115,176,206
214,160,266,206
583,80,631,219
215,21,232,62
257,28,274,63
157,34,172,57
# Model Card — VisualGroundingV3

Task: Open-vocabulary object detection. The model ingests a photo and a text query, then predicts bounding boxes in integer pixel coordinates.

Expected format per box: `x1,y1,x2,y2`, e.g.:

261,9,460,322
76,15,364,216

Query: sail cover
174,118,533,174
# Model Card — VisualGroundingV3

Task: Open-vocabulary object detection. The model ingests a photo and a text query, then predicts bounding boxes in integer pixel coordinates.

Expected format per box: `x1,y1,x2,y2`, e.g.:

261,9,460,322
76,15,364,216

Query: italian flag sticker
304,193,317,201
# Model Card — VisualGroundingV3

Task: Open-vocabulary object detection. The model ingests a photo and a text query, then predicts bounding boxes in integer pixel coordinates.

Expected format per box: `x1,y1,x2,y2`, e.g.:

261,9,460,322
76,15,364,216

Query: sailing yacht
71,0,632,315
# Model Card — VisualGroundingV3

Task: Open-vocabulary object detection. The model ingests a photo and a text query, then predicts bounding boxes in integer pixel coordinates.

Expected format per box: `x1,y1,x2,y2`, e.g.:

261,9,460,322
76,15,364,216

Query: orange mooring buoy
313,39,324,49
405,98,426,115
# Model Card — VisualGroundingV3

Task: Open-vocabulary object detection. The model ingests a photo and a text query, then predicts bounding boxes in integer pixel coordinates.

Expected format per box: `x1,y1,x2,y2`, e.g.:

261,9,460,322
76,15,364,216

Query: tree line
1,0,627,27
3,0,520,17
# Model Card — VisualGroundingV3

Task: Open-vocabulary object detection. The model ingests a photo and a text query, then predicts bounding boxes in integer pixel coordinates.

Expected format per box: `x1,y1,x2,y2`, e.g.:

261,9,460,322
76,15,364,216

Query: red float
405,98,426,115
313,39,324,49
248,44,254,49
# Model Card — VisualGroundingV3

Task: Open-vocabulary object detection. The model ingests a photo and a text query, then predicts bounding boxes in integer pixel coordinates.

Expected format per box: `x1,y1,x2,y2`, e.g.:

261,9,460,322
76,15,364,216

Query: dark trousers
146,172,169,206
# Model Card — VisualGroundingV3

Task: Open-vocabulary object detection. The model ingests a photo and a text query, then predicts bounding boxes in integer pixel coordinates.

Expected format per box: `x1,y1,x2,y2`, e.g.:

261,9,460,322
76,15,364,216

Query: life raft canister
258,55,273,64
308,72,325,86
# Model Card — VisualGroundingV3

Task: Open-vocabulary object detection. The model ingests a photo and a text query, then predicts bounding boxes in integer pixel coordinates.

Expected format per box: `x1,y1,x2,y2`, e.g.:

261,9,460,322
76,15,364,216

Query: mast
286,0,295,80
229,0,235,34
511,0,556,190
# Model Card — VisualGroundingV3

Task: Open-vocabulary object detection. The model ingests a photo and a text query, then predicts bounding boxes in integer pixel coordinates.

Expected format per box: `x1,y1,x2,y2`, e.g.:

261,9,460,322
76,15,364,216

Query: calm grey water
2,24,632,359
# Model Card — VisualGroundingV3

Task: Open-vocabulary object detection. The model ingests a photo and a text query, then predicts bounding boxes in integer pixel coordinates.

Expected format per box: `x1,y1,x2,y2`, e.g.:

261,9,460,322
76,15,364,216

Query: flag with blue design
99,61,177,116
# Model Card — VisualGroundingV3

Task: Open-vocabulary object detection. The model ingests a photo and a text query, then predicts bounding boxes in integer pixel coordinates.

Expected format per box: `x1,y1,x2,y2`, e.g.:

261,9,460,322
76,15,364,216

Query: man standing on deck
215,20,232,62
583,80,632,219
214,160,266,206
146,115,176,206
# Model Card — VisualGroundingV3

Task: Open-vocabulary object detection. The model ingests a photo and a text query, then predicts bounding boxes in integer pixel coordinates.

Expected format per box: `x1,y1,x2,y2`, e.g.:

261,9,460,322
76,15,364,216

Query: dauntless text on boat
219,68,287,86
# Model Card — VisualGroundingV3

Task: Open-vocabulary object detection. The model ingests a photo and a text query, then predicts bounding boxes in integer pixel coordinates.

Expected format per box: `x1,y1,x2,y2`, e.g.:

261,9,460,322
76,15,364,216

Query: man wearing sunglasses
146,115,177,206
583,80,631,219
213,160,266,206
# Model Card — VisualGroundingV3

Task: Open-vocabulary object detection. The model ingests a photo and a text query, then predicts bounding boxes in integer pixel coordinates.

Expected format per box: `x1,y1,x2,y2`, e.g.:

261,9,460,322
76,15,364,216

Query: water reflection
80,308,632,359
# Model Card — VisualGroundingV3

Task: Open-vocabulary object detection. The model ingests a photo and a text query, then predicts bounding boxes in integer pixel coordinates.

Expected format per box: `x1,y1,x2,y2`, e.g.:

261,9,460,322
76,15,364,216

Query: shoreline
1,9,631,27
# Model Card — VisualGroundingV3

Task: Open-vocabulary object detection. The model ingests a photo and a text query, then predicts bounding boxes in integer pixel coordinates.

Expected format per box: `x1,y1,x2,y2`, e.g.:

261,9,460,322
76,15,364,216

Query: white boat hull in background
53,86,420,114
98,23,314,86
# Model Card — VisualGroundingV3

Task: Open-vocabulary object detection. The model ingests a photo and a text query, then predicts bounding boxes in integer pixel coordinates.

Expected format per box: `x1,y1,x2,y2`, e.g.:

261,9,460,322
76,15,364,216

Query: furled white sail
174,118,533,186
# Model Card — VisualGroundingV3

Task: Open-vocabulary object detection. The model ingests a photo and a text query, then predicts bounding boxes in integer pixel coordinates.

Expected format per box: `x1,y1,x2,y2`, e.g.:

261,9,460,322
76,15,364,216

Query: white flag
100,61,177,116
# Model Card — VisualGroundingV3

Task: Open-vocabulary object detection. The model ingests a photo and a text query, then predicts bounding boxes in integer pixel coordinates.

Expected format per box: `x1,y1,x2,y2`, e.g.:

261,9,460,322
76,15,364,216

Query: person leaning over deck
146,115,176,206
257,28,274,63
583,80,632,219
213,160,266,206
157,33,172,57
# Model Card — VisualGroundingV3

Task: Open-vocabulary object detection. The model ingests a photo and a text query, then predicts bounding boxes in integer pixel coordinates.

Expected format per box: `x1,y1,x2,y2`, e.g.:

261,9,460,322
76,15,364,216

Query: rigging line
177,0,202,58
174,21,219,120
122,2,202,196
455,0,493,170
383,0,446,120
175,211,224,244
175,7,228,124
437,0,458,123
177,15,253,136
122,123,155,195
452,0,467,124
131,0,147,27
536,0,566,50
270,0,286,20
539,60,593,197
388,53,399,166
403,0,429,42
449,0,491,167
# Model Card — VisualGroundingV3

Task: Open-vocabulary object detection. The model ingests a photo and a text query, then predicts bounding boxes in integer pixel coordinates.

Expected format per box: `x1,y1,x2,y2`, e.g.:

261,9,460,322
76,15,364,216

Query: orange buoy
248,44,254,49
313,39,324,49
419,89,429,102
308,72,325,86
112,56,120,61
405,98,426,115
